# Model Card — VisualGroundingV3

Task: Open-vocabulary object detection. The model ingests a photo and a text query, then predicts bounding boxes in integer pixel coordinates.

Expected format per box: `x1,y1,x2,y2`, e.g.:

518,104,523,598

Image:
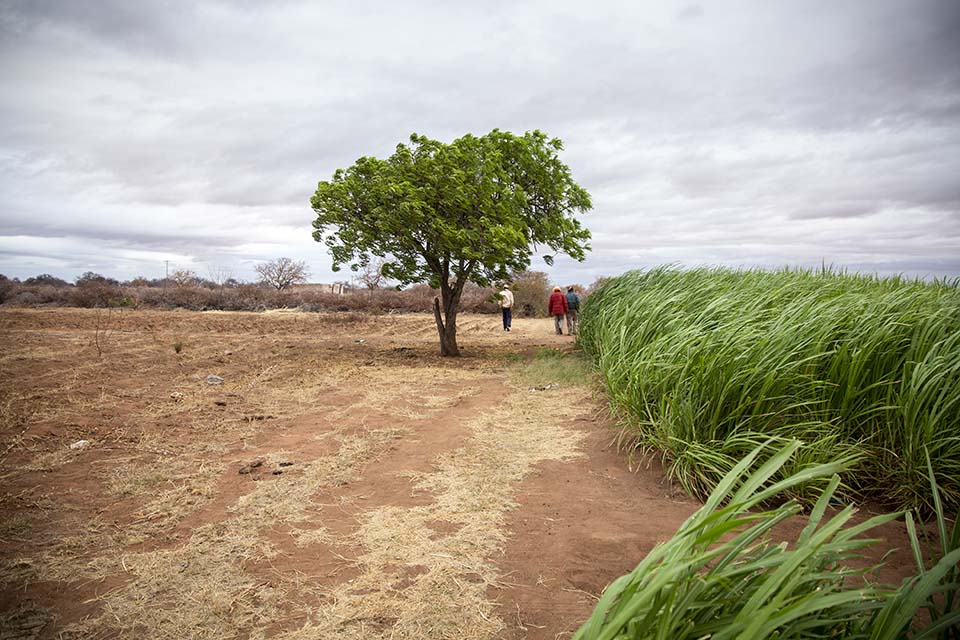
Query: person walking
564,286,581,335
498,284,514,331
548,286,568,335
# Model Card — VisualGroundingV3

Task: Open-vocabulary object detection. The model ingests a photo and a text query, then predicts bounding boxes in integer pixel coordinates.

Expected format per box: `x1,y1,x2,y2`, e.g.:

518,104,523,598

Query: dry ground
0,308,917,639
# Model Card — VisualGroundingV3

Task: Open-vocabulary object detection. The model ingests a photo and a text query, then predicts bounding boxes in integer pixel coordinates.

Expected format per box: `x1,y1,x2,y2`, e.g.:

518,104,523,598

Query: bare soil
0,308,917,639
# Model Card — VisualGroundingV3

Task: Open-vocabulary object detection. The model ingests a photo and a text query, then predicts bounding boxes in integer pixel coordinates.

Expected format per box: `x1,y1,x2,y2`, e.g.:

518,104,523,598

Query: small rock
239,458,264,475
214,400,227,407
242,414,275,422
223,350,233,356
206,374,224,385
272,469,283,475
355,339,366,344
69,439,90,450
278,461,294,467
170,391,184,402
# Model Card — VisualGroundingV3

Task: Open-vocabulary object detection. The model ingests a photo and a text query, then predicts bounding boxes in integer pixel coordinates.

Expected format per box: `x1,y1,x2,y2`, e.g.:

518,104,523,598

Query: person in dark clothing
564,286,581,335
548,286,568,335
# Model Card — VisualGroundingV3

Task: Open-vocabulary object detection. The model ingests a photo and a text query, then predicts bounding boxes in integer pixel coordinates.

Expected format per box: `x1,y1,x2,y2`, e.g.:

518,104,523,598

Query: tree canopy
23,274,71,287
310,129,592,355
75,272,119,287
255,257,310,290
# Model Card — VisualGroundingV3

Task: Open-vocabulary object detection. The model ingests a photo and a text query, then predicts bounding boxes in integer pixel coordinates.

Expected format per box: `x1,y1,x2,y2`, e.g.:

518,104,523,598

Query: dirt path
0,309,916,639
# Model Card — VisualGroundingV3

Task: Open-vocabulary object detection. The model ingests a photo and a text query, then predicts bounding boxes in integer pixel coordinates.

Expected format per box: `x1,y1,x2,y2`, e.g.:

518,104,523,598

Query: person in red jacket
548,286,569,335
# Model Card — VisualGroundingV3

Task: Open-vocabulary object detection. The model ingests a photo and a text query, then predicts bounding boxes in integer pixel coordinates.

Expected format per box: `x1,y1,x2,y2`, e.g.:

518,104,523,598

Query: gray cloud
1,0,958,285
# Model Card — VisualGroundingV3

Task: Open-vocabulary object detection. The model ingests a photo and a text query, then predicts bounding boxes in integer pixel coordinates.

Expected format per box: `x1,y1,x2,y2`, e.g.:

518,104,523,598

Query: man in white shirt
498,285,514,331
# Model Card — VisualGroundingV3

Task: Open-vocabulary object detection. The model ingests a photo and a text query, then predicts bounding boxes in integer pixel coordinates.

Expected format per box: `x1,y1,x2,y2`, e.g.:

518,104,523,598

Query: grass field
577,267,960,638
578,266,960,512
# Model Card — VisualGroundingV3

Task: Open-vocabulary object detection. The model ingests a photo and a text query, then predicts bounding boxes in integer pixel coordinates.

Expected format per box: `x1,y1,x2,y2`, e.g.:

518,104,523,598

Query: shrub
7,290,40,306
0,276,500,315
9,284,74,306
75,271,119,286
23,274,70,287
510,270,552,317
0,275,14,303
227,284,278,311
70,281,124,308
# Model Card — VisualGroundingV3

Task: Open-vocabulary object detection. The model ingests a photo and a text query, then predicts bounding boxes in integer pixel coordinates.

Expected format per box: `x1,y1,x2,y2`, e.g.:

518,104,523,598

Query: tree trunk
433,287,461,357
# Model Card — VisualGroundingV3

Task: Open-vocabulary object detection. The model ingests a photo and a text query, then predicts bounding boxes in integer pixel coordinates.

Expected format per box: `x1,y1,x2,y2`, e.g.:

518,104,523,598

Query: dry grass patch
66,525,283,640
274,381,591,640
0,512,34,543
0,606,55,640
321,365,486,422
108,458,227,543
19,445,80,472
1,515,128,586
58,427,405,638
290,525,335,548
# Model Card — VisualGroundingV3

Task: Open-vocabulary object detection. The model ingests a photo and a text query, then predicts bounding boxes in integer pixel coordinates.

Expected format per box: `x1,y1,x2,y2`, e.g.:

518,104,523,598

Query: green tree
310,130,592,356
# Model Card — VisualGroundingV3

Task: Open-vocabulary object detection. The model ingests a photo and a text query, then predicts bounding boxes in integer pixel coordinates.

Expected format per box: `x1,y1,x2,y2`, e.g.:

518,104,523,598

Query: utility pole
163,260,169,299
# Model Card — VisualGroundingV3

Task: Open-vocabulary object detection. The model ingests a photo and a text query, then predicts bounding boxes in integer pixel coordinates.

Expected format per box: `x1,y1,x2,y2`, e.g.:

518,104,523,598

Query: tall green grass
573,441,960,639
578,266,960,511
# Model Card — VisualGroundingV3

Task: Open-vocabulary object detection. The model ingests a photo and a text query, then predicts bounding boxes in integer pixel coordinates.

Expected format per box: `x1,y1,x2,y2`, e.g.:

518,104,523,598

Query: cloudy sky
1,0,958,286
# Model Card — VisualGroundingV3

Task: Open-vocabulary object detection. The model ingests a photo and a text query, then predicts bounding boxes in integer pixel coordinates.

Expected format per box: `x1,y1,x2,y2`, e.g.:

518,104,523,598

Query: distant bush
461,283,498,314
223,284,277,311
510,270,552,317
137,285,218,310
10,284,74,305
23,274,71,287
0,278,501,315
71,281,123,308
75,271,120,287
7,290,42,306
0,275,18,303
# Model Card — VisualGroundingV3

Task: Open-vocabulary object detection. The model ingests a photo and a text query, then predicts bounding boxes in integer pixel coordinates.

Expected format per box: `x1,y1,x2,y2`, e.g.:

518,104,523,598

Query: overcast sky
1,0,958,286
